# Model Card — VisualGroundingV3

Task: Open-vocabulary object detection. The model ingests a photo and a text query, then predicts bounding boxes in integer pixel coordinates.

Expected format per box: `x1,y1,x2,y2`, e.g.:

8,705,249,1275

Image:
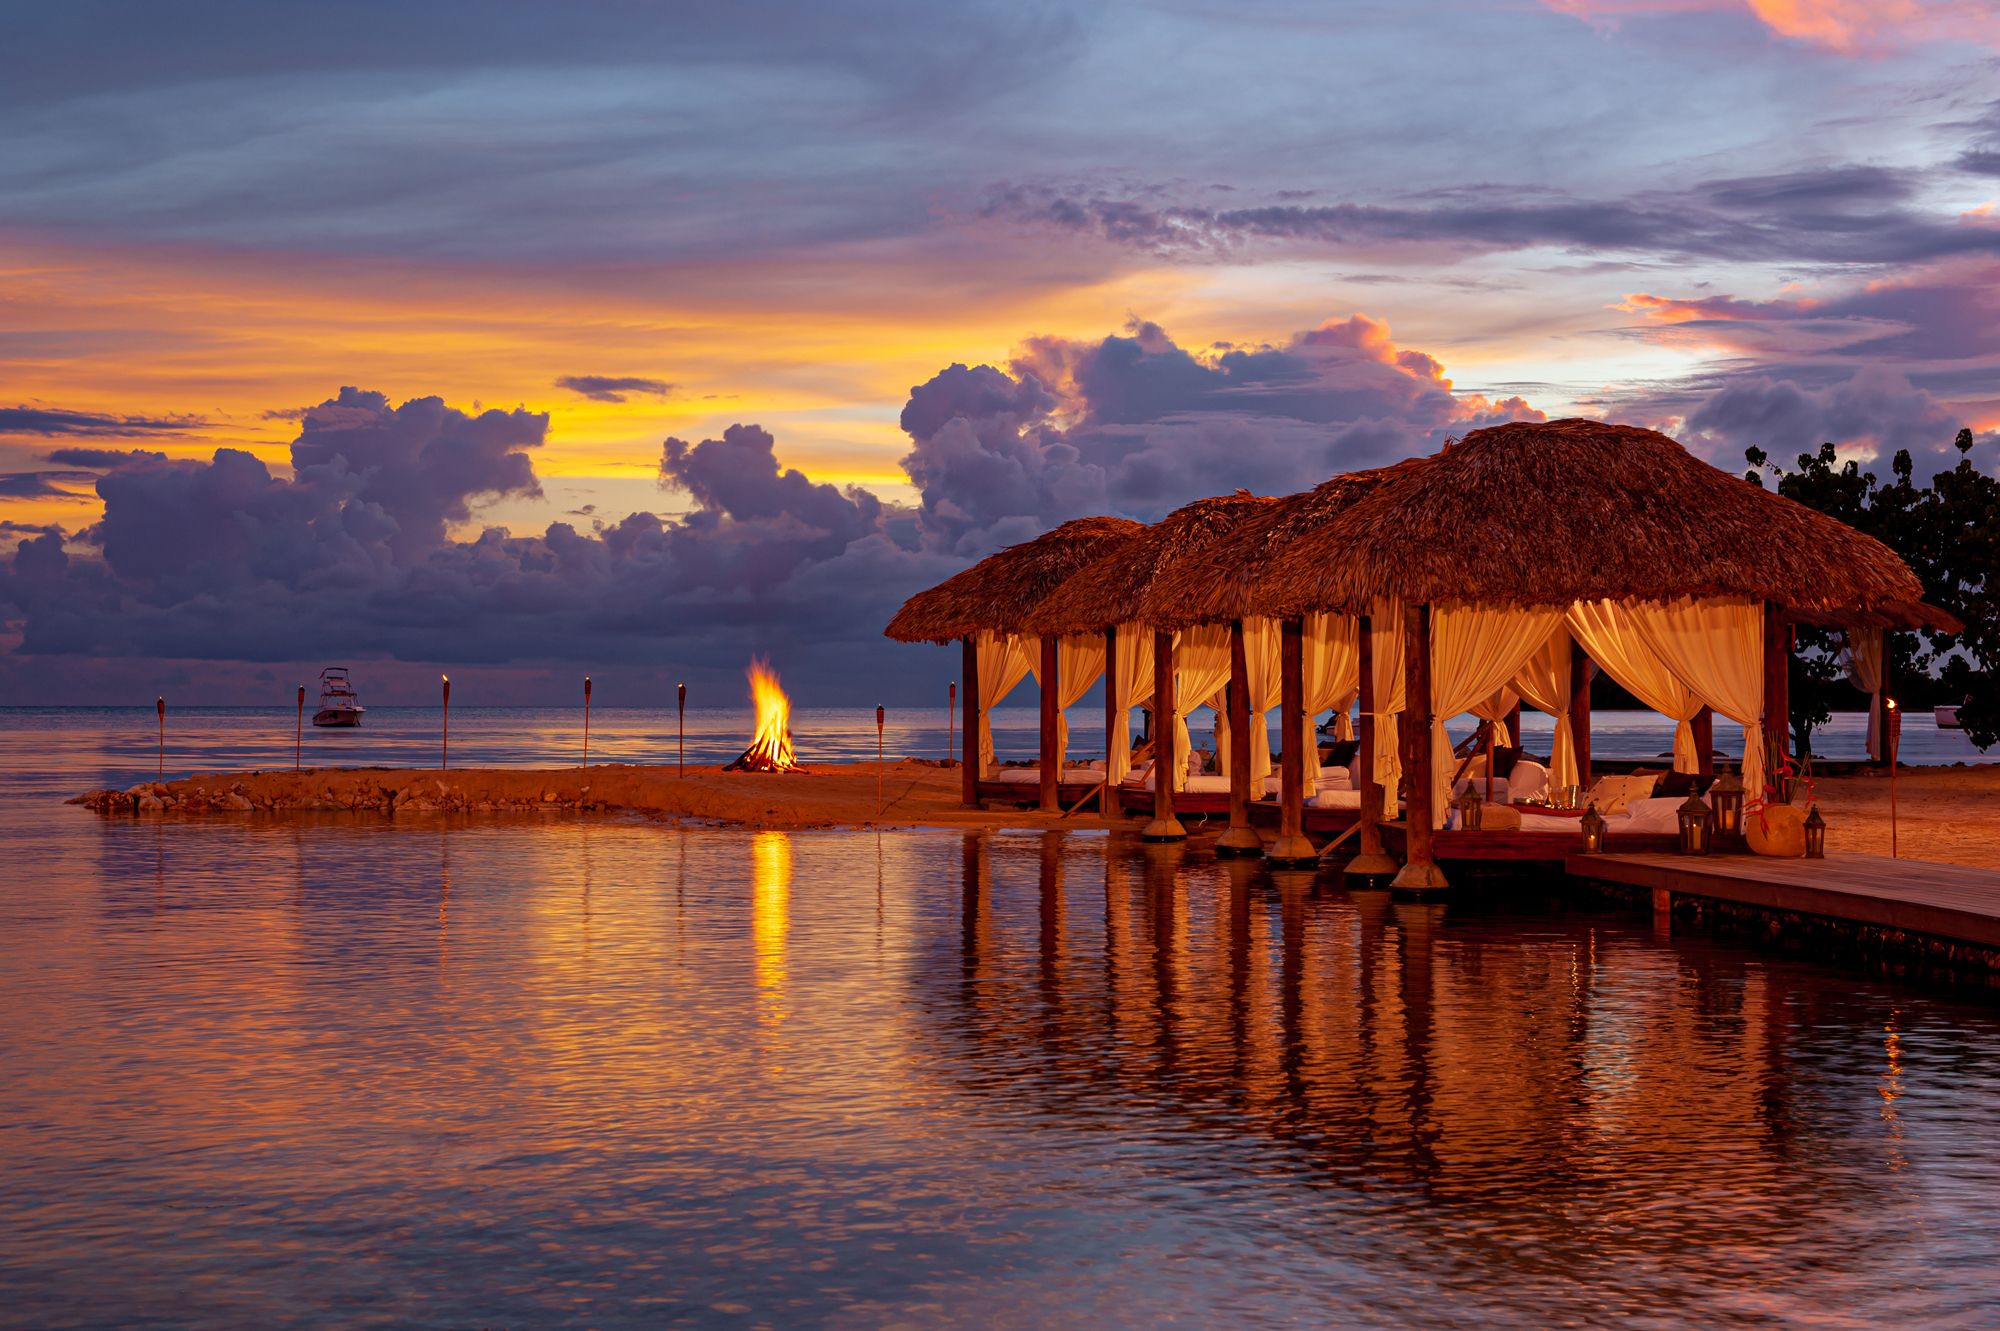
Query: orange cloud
1546,0,2000,51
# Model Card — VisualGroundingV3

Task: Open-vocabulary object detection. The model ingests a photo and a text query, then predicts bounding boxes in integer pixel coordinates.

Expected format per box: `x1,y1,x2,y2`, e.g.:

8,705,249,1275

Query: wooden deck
1567,851,2000,950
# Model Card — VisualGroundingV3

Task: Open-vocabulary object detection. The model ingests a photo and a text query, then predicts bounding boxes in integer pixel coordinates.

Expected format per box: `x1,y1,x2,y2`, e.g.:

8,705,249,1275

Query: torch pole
678,682,686,775
876,703,885,813
296,685,305,771
441,675,451,770
948,681,956,765
156,696,165,778
1886,698,1902,858
583,675,592,769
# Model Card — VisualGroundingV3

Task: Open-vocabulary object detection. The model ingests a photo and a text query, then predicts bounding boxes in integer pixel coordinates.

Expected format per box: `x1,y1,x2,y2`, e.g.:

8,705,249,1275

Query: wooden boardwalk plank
1567,851,2000,949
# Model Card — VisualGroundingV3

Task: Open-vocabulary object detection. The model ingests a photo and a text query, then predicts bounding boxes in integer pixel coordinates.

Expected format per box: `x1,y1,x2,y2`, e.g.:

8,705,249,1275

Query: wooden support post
1764,602,1790,771
1569,638,1593,793
1218,620,1263,856
1038,634,1060,812
1392,603,1447,891
1347,612,1398,877
1270,617,1315,864
961,635,980,808
1103,625,1120,784
1692,706,1715,778
1143,628,1186,841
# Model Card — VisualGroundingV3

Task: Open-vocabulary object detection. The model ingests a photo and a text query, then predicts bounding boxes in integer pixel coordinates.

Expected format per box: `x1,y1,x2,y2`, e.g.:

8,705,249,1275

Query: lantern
1454,787,1483,831
1708,770,1743,838
1803,804,1826,859
1580,803,1606,854
1676,792,1713,855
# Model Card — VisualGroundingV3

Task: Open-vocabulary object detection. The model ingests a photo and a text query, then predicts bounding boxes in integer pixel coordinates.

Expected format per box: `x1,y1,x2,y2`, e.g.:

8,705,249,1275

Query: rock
1747,803,1807,857
136,794,164,813
221,792,254,811
542,790,557,802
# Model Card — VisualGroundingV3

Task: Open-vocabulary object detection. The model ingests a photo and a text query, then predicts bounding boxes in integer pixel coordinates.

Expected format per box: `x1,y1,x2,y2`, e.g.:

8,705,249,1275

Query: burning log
723,659,805,772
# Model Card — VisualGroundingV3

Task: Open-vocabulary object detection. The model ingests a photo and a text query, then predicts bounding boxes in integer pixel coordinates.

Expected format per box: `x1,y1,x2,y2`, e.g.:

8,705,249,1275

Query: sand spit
65,760,2000,866
67,759,1123,832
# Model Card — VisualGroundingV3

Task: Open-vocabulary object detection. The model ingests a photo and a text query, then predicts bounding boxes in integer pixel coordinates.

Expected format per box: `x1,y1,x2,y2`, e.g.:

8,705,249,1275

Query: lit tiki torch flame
724,659,801,772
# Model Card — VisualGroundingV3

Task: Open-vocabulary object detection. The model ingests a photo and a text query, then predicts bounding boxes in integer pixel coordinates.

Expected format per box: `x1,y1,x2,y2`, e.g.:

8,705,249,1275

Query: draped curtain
1369,601,1406,815
1106,622,1155,784
1028,634,1107,771
1625,597,1765,799
1508,624,1578,789
1172,625,1233,792
1842,628,1885,760
1428,604,1563,826
1469,688,1518,748
976,631,1032,779
1300,614,1359,796
1568,600,1705,774
1244,618,1285,782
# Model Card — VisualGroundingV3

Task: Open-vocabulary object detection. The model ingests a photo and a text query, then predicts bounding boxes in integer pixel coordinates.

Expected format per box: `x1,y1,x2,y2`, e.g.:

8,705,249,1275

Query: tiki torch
876,703,886,812
678,682,686,774
1886,696,1903,858
296,684,305,771
583,675,593,769
441,674,451,770
156,696,165,778
948,681,956,765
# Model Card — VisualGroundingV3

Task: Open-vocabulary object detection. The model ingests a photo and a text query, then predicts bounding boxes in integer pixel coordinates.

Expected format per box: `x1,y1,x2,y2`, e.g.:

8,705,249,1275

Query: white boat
1936,704,1962,729
313,667,365,728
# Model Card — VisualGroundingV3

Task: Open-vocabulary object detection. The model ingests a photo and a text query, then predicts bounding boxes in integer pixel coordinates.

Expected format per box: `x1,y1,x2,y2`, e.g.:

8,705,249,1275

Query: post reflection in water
6,815,2000,1330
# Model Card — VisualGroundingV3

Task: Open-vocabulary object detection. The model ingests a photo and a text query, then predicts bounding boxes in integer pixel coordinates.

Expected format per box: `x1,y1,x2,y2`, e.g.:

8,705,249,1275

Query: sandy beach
69,760,2000,869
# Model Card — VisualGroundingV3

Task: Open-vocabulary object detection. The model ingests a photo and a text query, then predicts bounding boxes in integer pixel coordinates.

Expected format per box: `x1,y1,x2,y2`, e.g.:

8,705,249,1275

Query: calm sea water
0,704,1984,802
4,712,2000,1328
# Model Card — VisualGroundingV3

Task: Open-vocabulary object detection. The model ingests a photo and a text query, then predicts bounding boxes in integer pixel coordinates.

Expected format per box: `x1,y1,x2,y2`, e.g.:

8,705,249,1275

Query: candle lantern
1454,787,1482,831
1803,804,1826,859
1708,769,1744,837
1579,802,1606,854
1676,792,1713,855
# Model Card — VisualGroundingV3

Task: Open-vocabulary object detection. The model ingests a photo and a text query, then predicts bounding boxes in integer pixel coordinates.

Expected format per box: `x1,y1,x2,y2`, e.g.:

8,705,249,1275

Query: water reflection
4,815,1999,1329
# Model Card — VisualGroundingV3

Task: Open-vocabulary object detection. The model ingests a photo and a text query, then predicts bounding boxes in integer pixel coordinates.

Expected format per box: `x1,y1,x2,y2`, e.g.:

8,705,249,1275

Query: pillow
1189,748,1210,777
1319,739,1360,767
1584,774,1655,815
1480,801,1522,831
1654,770,1709,797
1508,759,1549,803
1622,795,1686,834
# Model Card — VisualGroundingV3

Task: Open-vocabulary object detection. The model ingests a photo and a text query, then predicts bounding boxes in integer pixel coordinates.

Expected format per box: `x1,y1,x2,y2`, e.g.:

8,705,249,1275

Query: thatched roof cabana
1138,460,1426,630
1246,418,1925,618
1022,491,1278,639
884,516,1142,644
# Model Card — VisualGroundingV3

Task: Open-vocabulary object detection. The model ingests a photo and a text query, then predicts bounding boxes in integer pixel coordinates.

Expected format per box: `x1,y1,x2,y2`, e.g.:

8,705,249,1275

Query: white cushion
991,766,1099,785
1183,774,1232,794
1453,776,1510,804
1616,795,1685,835
1508,759,1549,803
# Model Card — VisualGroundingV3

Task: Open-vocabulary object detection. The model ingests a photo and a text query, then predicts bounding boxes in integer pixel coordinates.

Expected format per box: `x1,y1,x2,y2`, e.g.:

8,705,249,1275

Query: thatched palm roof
1023,491,1279,638
1139,460,1427,629
1243,418,1926,617
884,516,1143,644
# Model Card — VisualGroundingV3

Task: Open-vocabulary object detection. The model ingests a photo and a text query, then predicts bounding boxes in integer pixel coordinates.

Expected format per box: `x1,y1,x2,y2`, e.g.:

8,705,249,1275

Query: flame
738,658,798,771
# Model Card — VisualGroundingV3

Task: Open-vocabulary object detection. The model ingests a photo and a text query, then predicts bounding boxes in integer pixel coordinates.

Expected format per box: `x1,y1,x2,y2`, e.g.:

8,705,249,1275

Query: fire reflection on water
752,828,790,1025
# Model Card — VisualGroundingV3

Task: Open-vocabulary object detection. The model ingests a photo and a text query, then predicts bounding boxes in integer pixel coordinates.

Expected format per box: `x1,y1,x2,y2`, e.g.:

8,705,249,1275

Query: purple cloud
556,375,675,403
0,406,201,438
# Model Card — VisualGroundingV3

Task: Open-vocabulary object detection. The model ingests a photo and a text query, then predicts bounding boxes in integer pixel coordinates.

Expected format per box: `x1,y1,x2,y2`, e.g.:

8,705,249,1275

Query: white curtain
1300,615,1359,797
976,631,1032,779
1509,624,1578,789
1469,688,1518,748
1626,597,1765,800
1210,687,1233,774
1428,604,1563,826
1172,625,1233,793
1567,600,1705,774
1842,628,1885,761
1106,623,1154,784
1369,601,1406,815
1241,618,1285,783
1028,634,1106,771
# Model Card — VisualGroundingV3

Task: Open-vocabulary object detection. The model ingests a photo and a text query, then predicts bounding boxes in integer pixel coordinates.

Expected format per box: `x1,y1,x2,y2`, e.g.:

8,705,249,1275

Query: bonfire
724,659,803,772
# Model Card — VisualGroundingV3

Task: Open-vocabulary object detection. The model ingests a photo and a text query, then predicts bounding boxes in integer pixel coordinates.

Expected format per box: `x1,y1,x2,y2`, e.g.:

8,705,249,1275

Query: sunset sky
4,0,1998,705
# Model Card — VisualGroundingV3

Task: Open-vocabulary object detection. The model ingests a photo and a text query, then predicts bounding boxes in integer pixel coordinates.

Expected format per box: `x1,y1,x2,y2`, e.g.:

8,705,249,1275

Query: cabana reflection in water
889,420,1957,886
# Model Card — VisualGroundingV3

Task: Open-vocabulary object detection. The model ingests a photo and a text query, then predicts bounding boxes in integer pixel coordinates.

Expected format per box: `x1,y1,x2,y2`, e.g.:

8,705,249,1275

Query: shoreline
65,759,2000,869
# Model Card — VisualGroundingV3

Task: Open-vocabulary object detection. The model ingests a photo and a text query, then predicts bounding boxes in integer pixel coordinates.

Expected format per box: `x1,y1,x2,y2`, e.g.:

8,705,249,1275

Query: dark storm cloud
556,376,675,403
982,165,2000,266
0,406,201,437
899,316,1539,554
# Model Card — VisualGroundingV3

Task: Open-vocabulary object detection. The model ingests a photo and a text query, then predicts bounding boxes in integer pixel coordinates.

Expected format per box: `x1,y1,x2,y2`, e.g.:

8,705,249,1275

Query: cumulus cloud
899,314,1540,553
556,375,675,403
